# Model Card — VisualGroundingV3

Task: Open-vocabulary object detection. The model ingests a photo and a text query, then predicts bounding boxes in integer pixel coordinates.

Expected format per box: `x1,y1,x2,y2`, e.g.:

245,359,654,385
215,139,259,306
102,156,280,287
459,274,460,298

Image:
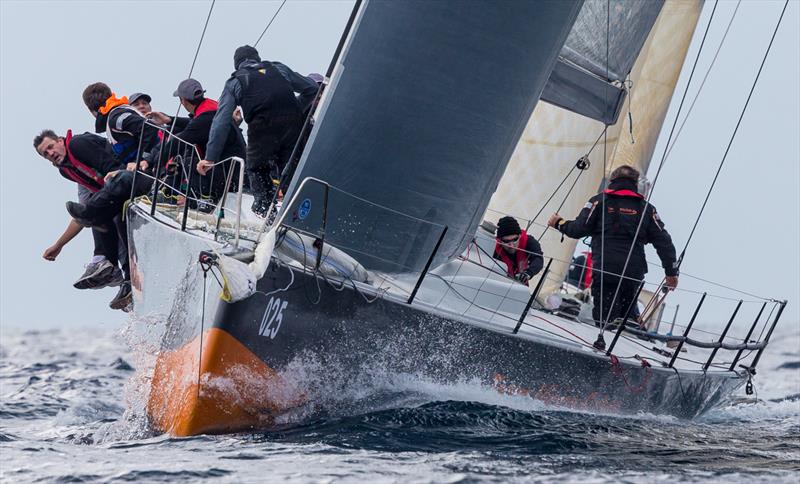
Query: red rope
531,314,594,347
609,355,652,394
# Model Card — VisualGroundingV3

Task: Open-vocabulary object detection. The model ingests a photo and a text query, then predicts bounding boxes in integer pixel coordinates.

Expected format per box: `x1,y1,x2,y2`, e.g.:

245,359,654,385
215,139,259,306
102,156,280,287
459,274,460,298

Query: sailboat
126,0,788,436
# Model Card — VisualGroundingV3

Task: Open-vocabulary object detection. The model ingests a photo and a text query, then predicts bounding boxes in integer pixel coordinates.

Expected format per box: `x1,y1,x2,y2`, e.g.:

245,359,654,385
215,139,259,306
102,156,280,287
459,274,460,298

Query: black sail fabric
541,0,665,124
284,0,583,273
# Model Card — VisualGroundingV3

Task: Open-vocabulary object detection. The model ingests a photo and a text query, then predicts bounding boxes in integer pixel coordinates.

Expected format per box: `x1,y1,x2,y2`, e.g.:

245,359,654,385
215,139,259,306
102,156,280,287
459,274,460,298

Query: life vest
232,61,301,124
188,98,219,159
103,95,145,163
602,188,643,199
58,130,105,193
583,251,593,288
194,97,218,117
495,229,531,278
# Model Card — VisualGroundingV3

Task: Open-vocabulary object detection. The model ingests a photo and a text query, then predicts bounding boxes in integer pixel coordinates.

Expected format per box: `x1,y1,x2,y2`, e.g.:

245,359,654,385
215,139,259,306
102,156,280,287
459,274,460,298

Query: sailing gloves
516,269,534,285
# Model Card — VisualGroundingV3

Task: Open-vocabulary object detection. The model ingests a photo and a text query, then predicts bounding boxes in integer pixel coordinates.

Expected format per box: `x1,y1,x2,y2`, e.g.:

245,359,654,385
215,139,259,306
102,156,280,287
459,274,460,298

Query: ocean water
1,322,798,483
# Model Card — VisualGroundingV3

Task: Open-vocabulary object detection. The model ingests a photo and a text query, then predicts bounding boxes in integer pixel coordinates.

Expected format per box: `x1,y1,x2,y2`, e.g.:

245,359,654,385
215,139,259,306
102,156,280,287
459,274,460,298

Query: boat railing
273,178,786,375
443,230,787,373
127,119,246,247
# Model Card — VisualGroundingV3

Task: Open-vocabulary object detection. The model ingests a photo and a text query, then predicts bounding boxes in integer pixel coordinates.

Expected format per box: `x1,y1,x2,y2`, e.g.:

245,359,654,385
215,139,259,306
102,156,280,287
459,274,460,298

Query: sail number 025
259,297,288,339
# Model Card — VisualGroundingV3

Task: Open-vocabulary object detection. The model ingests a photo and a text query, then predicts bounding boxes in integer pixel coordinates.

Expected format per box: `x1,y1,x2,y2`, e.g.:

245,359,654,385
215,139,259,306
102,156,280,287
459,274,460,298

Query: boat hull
129,207,744,436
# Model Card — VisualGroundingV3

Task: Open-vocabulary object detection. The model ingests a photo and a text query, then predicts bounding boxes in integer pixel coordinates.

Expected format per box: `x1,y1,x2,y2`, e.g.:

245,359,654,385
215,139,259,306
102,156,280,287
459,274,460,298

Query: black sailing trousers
246,114,302,215
591,270,642,326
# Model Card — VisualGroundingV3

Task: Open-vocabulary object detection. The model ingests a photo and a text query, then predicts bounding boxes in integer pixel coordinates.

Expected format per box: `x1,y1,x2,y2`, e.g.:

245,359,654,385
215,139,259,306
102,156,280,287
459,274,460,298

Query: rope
599,0,721,331
610,355,652,394
677,0,789,268
197,260,211,401
254,0,288,47
531,314,594,347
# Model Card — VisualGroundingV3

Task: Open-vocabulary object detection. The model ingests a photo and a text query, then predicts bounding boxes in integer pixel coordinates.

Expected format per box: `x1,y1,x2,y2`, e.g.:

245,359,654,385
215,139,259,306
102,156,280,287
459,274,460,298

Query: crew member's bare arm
43,219,83,261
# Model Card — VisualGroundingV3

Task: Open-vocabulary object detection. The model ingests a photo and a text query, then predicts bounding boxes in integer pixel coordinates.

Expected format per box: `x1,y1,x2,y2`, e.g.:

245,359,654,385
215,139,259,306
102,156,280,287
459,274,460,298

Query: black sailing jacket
557,178,678,280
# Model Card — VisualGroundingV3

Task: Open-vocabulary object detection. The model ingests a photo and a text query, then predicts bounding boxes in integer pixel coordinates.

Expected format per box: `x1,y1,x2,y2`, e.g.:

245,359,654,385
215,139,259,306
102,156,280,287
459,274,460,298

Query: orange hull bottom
147,327,303,436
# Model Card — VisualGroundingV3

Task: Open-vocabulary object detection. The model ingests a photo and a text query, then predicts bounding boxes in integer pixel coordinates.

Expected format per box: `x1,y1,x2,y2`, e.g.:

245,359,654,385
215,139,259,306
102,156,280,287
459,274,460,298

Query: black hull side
213,263,744,419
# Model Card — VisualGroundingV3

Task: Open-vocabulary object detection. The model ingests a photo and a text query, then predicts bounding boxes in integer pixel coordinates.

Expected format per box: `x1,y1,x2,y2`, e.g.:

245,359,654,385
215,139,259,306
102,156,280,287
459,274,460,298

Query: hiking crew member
83,83,160,169
199,45,319,216
147,78,246,205
33,129,131,310
128,92,153,116
493,216,544,284
548,165,679,326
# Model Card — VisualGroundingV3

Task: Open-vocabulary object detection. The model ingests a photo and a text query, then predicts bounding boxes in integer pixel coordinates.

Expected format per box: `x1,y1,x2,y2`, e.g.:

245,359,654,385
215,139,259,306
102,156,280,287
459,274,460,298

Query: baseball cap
128,92,152,104
173,79,205,100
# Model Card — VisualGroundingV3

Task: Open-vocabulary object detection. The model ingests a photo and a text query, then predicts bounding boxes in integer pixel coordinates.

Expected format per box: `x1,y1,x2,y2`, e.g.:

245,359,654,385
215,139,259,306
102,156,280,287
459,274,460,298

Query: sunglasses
499,235,519,244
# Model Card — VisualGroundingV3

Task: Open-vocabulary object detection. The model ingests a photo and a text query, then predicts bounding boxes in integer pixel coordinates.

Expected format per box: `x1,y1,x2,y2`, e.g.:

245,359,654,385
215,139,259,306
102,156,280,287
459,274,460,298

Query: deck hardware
407,225,448,305
314,183,330,270
181,158,195,231
729,302,767,371
749,300,787,372
513,258,553,334
703,299,742,371
668,292,706,368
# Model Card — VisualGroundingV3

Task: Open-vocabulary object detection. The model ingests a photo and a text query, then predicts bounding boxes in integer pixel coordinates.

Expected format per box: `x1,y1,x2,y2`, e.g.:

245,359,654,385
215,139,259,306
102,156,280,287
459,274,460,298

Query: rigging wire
524,129,605,232
189,0,216,79
599,0,721,332
537,165,589,241
677,0,789,268
168,0,216,135
254,0,288,47
599,0,611,336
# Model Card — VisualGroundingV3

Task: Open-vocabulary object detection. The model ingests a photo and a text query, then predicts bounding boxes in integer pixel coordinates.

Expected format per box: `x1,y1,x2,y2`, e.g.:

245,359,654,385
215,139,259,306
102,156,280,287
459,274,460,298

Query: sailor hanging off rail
199,45,319,217
33,129,132,310
493,216,544,284
547,165,679,327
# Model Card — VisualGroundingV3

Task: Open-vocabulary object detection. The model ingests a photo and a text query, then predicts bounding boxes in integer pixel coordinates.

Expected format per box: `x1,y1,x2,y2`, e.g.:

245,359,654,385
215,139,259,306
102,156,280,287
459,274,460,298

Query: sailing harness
58,130,106,193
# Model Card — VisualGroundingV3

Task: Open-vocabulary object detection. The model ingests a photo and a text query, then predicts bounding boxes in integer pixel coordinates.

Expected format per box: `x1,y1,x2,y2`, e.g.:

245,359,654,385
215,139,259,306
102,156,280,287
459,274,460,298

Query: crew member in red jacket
493,216,544,284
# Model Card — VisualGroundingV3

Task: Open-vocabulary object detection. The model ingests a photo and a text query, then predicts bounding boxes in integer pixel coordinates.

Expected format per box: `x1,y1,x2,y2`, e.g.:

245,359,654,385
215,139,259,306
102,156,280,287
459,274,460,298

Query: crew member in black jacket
82,82,160,167
493,216,544,284
199,45,319,216
548,165,679,326
147,78,246,204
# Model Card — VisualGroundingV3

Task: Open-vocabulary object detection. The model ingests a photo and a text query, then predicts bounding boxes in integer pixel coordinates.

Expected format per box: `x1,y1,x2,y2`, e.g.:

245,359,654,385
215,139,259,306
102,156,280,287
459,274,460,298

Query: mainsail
285,0,584,272
487,0,704,301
